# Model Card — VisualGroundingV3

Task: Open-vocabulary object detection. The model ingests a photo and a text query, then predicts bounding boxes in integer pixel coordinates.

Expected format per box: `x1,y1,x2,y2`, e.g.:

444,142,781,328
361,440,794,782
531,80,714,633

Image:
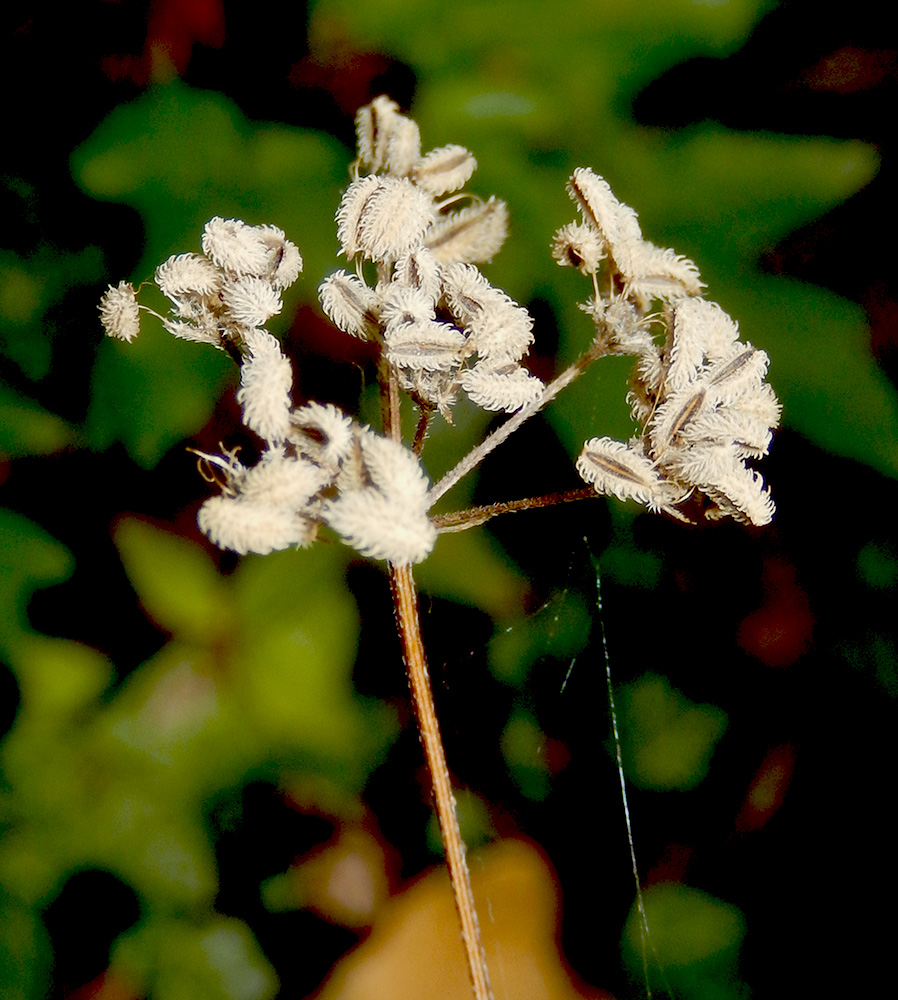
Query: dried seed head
628,242,704,300
380,284,437,327
567,168,643,274
385,115,422,177
289,402,355,471
322,427,436,564
239,450,331,508
670,299,741,377
162,314,223,348
99,281,140,342
465,300,534,364
393,249,442,304
254,225,303,289
323,489,436,565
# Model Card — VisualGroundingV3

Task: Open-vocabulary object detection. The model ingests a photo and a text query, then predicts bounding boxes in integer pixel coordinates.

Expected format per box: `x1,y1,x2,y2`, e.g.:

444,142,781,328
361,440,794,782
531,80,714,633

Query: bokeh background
1,1,896,998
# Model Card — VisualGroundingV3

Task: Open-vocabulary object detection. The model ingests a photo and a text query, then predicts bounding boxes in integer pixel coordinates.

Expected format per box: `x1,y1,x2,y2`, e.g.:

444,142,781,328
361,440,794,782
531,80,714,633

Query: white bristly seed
237,328,293,444
99,281,140,342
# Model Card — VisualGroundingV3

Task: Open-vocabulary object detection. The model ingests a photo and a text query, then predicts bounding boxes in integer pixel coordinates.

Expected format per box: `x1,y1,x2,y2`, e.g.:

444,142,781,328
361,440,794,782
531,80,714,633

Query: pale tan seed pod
236,328,293,444
385,320,466,372
221,275,283,328
577,437,676,513
567,168,643,276
385,115,422,177
459,363,544,413
337,176,435,261
661,442,775,526
322,488,436,565
289,402,355,471
355,426,431,501
162,315,223,348
627,242,704,301
648,385,709,457
425,197,508,264
392,249,442,304
668,298,739,376
336,175,381,259
379,285,436,327
413,144,477,196
551,222,605,275
357,178,436,261
465,301,534,364
355,95,403,174
254,225,303,290
201,217,270,275
319,270,380,340
155,253,222,300
239,450,331,508
198,494,316,555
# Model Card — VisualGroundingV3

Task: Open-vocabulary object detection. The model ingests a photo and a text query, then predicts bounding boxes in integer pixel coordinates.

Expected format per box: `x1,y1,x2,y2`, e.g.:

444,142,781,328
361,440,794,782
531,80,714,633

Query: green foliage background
1,2,893,998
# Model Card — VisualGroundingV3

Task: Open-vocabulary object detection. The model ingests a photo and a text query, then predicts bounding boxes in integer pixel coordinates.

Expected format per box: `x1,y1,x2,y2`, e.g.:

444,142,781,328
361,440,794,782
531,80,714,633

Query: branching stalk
428,337,609,506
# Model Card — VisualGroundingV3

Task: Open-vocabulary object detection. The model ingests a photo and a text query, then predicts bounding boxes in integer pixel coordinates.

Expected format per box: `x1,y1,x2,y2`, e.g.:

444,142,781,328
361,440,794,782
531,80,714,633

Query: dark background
1,2,895,998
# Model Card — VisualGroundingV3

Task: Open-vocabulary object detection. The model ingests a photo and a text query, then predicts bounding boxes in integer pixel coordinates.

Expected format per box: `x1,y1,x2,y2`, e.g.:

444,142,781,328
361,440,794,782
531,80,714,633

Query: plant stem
381,350,493,1000
389,562,494,1000
427,337,609,507
433,486,598,532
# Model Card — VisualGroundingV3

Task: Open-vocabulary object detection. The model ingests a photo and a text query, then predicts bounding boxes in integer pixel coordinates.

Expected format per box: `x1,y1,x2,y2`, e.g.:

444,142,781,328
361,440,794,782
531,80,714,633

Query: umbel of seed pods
99,98,779,566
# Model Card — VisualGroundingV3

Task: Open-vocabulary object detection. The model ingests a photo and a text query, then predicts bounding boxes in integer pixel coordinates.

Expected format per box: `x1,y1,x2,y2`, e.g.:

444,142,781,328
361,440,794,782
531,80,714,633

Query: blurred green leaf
0,383,72,459
426,788,494,854
620,673,727,790
113,517,233,643
624,883,746,1000
488,587,592,686
415,527,529,619
113,915,278,1000
0,509,73,655
501,708,552,801
11,634,112,720
0,887,51,1000
0,522,395,916
0,244,104,382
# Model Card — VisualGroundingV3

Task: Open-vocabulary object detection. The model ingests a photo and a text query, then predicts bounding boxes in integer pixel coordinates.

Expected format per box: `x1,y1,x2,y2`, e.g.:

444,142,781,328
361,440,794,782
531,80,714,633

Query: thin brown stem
379,360,403,443
434,487,599,532
381,353,493,1000
412,403,435,456
390,562,494,1000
